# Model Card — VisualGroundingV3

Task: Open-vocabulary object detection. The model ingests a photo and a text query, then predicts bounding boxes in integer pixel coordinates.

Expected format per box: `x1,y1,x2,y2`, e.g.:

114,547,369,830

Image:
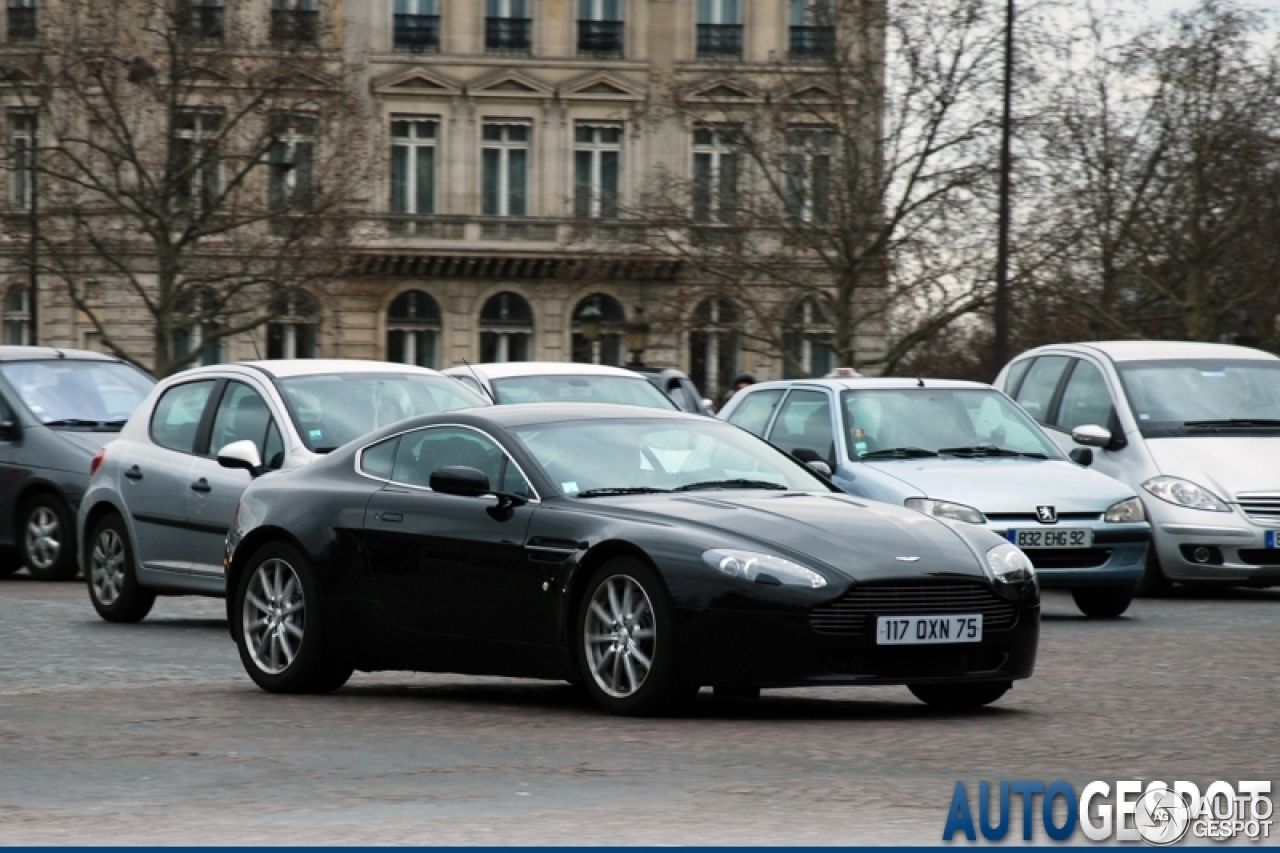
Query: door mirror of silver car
217,440,263,476
806,460,833,478
1071,424,1112,448
0,418,18,441
1069,447,1094,467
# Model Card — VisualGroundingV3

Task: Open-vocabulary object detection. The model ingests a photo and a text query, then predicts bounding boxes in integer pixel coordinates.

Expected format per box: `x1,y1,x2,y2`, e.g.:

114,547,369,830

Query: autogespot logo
943,780,1273,844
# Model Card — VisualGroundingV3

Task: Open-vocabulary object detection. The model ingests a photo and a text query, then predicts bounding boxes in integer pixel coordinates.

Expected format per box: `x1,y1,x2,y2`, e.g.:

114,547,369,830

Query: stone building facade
0,0,885,399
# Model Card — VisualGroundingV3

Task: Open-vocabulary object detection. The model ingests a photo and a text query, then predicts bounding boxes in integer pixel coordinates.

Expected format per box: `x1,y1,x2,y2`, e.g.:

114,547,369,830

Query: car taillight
90,448,106,478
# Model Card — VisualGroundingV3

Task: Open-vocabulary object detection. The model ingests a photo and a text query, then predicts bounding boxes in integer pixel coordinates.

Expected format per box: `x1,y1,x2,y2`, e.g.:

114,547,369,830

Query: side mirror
791,447,832,478
429,465,490,497
217,440,263,477
1069,447,1094,467
806,460,833,478
0,418,19,441
1071,424,1112,448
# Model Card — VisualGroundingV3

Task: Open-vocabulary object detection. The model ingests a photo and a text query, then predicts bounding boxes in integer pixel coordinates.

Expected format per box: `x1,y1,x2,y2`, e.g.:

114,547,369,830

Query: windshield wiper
1182,419,1280,429
576,487,671,498
858,447,939,459
673,479,789,492
44,418,125,431
938,445,1047,459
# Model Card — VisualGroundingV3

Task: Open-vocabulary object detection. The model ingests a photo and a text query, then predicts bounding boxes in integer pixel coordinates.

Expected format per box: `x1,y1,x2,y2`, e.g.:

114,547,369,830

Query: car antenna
461,358,497,404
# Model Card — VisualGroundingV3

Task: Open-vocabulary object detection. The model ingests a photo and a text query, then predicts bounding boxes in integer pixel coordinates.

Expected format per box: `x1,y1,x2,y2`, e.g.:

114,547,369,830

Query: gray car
77,359,487,622
718,377,1151,617
442,361,679,410
997,340,1280,592
0,347,155,580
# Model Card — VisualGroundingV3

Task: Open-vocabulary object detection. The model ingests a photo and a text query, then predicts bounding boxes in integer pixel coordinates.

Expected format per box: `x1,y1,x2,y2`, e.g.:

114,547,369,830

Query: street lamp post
578,299,602,364
26,127,38,346
991,0,1014,378
625,307,650,368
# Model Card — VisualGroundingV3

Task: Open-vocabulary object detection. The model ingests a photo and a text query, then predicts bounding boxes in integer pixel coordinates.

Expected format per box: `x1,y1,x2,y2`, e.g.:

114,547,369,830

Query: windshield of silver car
512,418,831,497
280,373,488,452
0,360,154,429
840,389,1062,460
491,375,677,410
1116,359,1280,436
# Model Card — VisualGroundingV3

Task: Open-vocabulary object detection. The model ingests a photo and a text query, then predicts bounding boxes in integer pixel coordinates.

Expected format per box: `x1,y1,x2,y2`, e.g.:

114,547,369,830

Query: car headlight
905,497,986,525
702,549,827,588
986,543,1035,584
1142,476,1229,512
1104,496,1146,523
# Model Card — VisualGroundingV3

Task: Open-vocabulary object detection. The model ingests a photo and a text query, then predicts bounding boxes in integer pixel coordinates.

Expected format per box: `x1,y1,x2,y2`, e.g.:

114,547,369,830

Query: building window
174,110,223,213
3,285,30,345
482,122,529,217
267,289,320,359
271,0,317,43
692,125,739,223
785,126,833,223
485,0,531,54
393,0,438,52
479,291,533,363
177,0,224,40
571,294,626,366
782,298,834,378
790,0,834,59
8,111,35,210
386,290,440,368
268,114,315,211
697,0,741,59
171,288,222,368
7,0,35,42
574,123,621,220
689,297,740,401
578,0,623,57
390,117,436,215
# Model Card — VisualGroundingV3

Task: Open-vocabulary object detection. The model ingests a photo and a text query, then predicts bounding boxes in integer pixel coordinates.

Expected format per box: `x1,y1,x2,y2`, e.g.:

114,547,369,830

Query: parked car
442,362,679,411
629,366,715,415
221,403,1039,714
0,347,155,580
718,377,1151,617
997,341,1280,593
78,359,488,622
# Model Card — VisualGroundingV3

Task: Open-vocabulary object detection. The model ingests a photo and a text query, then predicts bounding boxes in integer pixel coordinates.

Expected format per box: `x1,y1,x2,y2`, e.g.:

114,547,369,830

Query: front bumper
1153,515,1280,585
988,522,1150,589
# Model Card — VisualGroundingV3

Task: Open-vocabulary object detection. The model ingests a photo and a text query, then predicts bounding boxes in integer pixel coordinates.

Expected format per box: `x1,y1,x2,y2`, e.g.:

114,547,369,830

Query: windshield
841,388,1062,459
0,360,154,428
512,418,831,496
1117,359,1280,437
491,374,677,410
280,373,487,452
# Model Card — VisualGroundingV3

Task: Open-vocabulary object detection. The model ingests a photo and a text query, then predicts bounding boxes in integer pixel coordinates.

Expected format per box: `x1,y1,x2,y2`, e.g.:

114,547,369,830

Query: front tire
1072,585,1135,618
909,681,1010,710
86,515,155,623
233,542,352,694
20,494,78,581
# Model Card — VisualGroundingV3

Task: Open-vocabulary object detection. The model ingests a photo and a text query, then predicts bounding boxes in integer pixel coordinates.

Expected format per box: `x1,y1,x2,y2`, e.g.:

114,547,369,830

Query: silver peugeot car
77,359,487,622
718,377,1150,617
997,341,1280,592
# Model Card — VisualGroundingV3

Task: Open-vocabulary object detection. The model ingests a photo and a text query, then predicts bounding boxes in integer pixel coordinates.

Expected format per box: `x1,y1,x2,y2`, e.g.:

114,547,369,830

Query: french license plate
1008,528,1092,549
1267,531,1279,549
876,614,983,645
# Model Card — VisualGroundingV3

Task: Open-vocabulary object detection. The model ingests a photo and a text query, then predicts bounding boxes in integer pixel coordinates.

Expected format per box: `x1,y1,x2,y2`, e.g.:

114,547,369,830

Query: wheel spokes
584,574,658,699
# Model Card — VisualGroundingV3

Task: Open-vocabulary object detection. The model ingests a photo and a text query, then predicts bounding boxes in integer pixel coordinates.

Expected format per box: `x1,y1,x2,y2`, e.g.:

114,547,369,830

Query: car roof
429,401,707,429
442,362,650,380
1022,340,1279,364
0,346,124,364
743,377,995,392
172,359,450,380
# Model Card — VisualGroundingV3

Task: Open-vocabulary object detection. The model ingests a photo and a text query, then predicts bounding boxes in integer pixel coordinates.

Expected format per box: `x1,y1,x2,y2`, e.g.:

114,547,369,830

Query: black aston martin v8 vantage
220,403,1039,715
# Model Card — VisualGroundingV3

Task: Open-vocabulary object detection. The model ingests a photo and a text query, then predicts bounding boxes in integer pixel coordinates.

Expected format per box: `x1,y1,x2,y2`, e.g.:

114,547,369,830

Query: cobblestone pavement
0,575,1276,845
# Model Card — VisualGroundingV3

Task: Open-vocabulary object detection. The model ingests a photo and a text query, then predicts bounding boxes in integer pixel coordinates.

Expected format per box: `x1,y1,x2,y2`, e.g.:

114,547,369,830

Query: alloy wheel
25,507,62,571
242,558,306,675
89,528,126,606
583,575,657,699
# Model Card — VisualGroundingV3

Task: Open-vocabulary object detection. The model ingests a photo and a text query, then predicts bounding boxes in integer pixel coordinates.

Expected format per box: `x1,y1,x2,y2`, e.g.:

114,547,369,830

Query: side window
392,426,531,498
1013,356,1069,424
263,421,286,471
0,393,14,423
726,389,783,437
767,389,834,463
1004,358,1032,396
359,435,400,479
453,375,484,394
1055,360,1115,432
209,382,277,462
149,380,216,454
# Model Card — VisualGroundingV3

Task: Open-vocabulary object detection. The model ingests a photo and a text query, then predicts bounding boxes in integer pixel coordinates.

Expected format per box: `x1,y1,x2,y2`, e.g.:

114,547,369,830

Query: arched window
689,297,740,400
171,287,222,368
782,297,834,378
479,291,533,363
3,285,30,346
571,293,626,366
386,289,441,368
267,289,320,359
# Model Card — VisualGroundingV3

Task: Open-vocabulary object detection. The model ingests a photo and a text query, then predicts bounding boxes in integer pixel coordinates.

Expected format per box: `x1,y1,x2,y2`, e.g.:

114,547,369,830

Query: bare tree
1,0,367,376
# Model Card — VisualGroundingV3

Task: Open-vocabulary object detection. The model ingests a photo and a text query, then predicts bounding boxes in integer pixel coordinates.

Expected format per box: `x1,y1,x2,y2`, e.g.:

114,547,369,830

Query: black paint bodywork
226,404,1039,689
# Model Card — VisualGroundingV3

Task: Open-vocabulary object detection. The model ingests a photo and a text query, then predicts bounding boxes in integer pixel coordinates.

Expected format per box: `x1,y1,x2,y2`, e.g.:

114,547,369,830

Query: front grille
1025,548,1112,569
1236,493,1280,524
810,582,1017,637
986,512,1103,523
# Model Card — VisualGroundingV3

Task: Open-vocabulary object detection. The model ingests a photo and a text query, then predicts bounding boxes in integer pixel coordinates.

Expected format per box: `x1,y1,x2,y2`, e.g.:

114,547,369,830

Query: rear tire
1072,585,1135,618
19,494,78,581
1134,551,1172,597
86,515,155,623
909,681,1010,710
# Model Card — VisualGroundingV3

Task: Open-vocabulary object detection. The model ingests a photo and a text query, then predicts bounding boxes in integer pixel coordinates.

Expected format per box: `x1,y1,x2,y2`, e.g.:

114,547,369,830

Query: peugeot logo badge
1035,505,1058,524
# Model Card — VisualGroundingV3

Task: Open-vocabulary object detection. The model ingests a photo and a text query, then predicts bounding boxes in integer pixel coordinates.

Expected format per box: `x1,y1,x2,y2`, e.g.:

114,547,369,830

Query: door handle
123,465,143,481
378,512,403,523
190,478,212,493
